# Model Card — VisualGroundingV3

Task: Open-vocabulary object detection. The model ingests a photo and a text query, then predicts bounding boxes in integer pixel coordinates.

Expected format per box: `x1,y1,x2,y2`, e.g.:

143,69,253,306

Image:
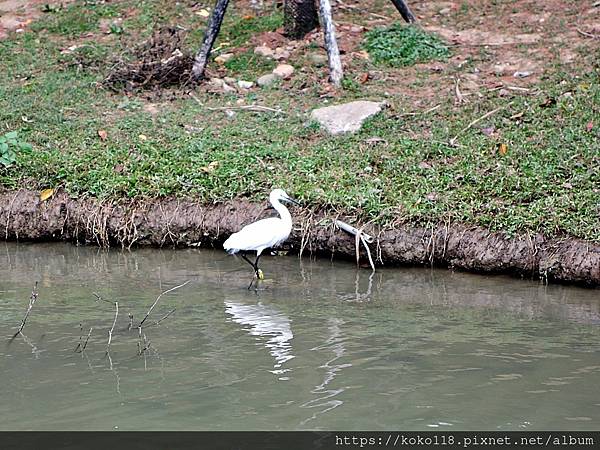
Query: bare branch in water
93,292,115,305
138,280,189,328
144,308,176,329
128,313,134,331
14,282,39,337
75,325,93,353
106,301,118,354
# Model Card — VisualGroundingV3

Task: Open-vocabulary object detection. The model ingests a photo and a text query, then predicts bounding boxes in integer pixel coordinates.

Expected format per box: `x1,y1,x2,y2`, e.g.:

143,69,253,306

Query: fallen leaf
40,188,55,202
243,15,254,20
498,143,508,156
197,9,209,17
586,121,594,132
139,134,147,141
97,130,108,141
358,72,369,84
201,161,219,173
114,164,124,173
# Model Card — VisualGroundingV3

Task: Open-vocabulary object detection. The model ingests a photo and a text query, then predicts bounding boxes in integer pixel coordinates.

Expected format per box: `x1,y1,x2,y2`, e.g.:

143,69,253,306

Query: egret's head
270,189,300,206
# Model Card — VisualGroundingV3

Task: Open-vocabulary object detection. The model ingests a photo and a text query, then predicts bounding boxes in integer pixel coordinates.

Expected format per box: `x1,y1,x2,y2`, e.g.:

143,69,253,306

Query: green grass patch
364,23,451,67
224,50,276,79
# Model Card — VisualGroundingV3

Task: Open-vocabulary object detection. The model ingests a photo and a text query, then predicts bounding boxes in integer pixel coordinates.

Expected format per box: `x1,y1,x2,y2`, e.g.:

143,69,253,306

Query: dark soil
2,189,598,287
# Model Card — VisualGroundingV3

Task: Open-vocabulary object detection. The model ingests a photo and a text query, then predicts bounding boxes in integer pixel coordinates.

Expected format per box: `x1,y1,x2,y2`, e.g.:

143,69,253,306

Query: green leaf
0,142,8,153
4,131,18,140
18,143,33,152
0,156,12,167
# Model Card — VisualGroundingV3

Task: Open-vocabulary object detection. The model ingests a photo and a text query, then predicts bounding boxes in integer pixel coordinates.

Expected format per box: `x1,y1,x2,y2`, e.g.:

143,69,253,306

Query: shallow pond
1,242,599,430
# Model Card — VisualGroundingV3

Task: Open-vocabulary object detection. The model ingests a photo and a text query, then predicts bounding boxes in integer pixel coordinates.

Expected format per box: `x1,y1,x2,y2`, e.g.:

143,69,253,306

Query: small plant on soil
363,23,451,67
0,131,32,167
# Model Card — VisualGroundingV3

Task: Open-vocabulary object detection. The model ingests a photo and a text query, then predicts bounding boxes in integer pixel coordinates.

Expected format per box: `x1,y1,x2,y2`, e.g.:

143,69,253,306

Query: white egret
223,189,299,288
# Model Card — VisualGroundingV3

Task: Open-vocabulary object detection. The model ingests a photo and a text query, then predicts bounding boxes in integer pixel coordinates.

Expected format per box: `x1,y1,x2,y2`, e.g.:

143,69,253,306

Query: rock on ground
272,64,294,79
310,101,384,135
257,73,278,87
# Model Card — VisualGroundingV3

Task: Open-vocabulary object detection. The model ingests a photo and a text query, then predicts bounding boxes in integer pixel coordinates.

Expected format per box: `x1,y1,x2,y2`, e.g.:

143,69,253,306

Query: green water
1,242,599,430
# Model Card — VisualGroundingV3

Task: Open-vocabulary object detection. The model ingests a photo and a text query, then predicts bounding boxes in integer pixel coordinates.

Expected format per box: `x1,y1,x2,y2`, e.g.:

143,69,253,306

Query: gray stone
310,101,384,135
257,73,278,87
308,53,328,66
254,45,274,58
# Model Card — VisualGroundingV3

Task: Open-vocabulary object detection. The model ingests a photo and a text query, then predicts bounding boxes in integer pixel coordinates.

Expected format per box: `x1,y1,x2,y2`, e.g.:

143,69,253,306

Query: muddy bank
1,189,599,287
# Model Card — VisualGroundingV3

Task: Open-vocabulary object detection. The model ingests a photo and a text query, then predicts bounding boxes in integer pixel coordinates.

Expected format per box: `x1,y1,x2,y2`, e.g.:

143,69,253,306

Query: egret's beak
285,196,300,206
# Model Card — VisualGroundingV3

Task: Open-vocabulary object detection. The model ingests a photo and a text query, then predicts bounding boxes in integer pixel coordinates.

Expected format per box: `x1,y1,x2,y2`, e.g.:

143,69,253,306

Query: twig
144,308,177,328
190,93,285,114
206,105,286,114
82,327,93,352
14,282,39,337
138,281,190,329
106,301,118,354
396,104,441,117
449,103,511,146
576,28,598,39
75,325,93,353
93,292,115,305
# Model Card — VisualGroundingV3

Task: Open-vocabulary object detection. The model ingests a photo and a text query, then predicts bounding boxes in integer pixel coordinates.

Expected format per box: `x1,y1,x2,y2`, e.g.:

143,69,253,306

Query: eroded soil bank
1,189,598,287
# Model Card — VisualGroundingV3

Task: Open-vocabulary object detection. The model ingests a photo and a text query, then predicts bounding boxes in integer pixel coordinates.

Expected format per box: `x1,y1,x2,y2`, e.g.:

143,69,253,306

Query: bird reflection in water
300,317,351,426
224,301,295,379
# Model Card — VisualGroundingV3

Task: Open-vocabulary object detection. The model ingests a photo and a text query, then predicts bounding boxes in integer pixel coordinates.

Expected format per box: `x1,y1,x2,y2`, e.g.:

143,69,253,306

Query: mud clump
104,27,195,92
1,189,599,287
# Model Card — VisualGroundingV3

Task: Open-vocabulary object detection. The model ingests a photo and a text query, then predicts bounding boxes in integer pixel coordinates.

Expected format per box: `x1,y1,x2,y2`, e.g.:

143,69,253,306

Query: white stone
272,64,294,79
310,101,384,135
238,80,254,89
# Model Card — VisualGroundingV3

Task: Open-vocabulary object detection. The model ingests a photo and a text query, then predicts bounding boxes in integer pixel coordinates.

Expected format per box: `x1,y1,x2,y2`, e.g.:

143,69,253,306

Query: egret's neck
271,198,292,225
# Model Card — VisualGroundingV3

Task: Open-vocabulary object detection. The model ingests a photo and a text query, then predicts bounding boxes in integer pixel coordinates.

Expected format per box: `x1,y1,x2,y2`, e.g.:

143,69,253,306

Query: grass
363,23,451,67
0,0,598,242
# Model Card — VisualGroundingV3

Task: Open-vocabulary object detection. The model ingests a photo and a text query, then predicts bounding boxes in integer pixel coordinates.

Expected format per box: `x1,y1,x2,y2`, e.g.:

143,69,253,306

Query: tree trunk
192,0,230,81
389,0,416,23
283,0,318,39
318,0,343,88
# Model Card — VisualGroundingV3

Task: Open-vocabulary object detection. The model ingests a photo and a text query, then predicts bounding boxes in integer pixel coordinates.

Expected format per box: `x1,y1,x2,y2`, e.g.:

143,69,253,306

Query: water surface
1,242,599,430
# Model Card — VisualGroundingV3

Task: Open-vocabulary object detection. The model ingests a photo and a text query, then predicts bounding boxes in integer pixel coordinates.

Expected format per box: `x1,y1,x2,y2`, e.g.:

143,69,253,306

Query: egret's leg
241,254,256,271
253,254,264,280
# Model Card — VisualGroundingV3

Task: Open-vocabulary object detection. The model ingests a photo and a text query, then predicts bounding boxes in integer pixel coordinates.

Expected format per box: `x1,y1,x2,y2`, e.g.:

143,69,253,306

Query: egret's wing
223,218,282,252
